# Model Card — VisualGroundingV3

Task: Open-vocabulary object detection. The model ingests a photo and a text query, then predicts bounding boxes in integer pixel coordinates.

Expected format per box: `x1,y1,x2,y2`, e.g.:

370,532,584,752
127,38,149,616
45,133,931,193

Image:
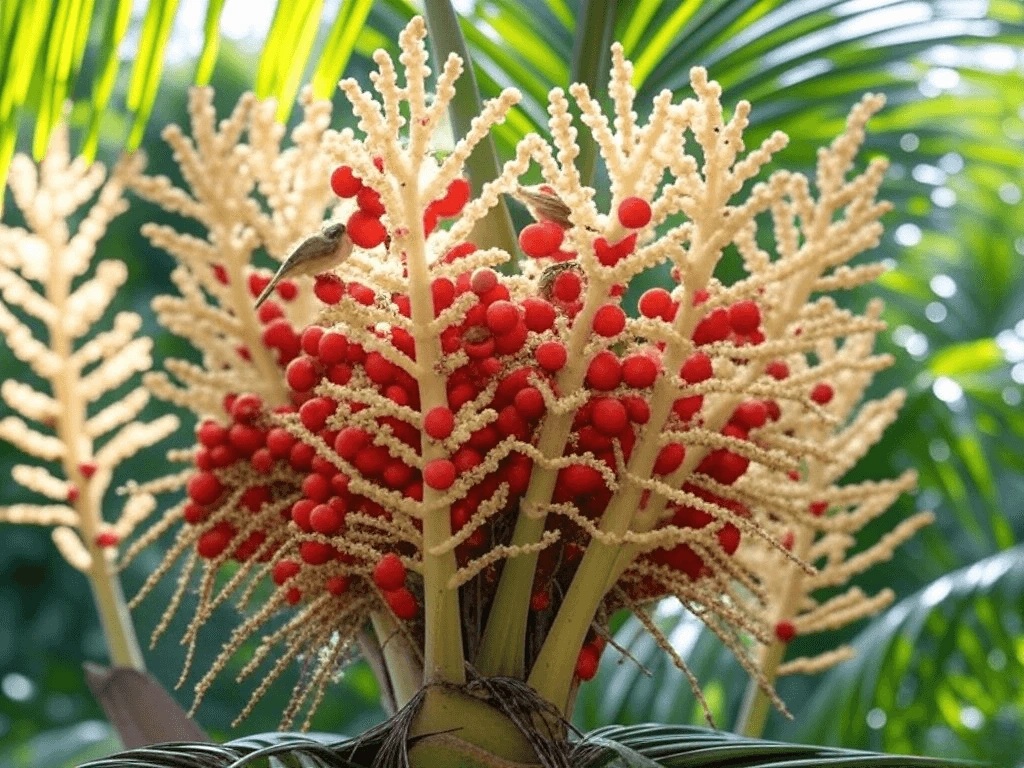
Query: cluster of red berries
184,390,365,606
178,167,842,679
277,259,558,615
330,162,472,247
184,393,293,561
518,194,651,269
372,553,417,619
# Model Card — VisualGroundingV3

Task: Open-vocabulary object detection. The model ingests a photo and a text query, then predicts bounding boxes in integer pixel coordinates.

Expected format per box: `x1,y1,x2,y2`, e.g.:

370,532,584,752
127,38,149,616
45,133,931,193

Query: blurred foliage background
1,0,1023,766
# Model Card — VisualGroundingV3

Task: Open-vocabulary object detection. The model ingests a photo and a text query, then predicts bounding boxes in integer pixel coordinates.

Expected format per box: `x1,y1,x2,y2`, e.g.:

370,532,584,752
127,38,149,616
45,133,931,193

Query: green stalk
569,0,618,187
422,0,519,257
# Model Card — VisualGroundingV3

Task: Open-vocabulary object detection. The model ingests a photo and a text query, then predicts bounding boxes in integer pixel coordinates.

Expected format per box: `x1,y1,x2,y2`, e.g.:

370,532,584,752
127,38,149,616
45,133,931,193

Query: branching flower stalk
124,18,926,759
0,128,177,669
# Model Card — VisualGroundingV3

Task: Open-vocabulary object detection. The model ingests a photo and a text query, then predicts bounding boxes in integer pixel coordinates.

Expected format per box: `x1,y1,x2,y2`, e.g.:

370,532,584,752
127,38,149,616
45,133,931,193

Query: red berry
809,500,828,517
594,234,637,266
591,397,628,436
535,341,568,372
356,187,386,217
623,395,650,423
276,280,298,300
262,319,298,352
187,472,222,505
486,300,520,335
248,273,272,298
622,354,658,388
347,210,387,248
310,504,344,535
286,357,318,392
373,553,407,591
718,523,741,555
326,575,349,595
592,304,626,337
299,397,334,432
639,288,673,320
514,387,546,421
431,278,456,314
575,644,600,681
197,525,233,559
285,587,303,604
654,443,685,475
302,474,331,503
729,300,761,334
522,297,556,332
519,221,564,258
385,587,418,619
766,360,789,380
561,464,604,495
257,301,285,326
330,165,362,197
291,498,315,530
692,308,730,345
231,395,263,421
586,351,621,391
530,590,551,611
553,271,582,303
290,442,315,471
732,400,768,430
198,421,228,448
209,444,237,468
318,331,348,364
251,448,274,473
680,352,713,384
617,196,652,228
300,541,335,565
811,383,834,404
470,268,498,295
364,352,396,386
424,406,455,440
272,559,301,585
78,462,98,479
775,621,797,643
95,532,119,548
433,178,471,218
424,458,457,490
314,274,345,304
301,326,325,356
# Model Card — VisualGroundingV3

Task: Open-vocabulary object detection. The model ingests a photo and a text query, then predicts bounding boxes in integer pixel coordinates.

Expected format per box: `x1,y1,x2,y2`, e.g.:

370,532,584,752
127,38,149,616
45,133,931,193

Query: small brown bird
514,184,573,227
254,221,353,308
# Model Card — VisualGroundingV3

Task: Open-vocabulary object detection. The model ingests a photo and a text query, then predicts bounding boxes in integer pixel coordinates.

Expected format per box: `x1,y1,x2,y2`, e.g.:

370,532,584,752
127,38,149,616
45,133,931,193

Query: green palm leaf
787,546,1024,765
578,724,968,767
75,726,968,768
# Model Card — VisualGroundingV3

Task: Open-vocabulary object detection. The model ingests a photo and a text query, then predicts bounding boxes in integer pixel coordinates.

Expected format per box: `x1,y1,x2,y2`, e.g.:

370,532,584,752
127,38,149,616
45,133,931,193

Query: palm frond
75,725,974,768
787,545,1024,765
577,724,972,767
77,733,361,768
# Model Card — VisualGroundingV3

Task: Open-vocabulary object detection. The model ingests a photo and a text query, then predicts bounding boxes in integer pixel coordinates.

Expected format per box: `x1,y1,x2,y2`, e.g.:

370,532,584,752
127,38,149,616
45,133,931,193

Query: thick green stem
370,610,423,708
474,286,609,678
528,224,722,708
736,641,786,738
401,150,466,686
422,0,519,257
87,556,145,669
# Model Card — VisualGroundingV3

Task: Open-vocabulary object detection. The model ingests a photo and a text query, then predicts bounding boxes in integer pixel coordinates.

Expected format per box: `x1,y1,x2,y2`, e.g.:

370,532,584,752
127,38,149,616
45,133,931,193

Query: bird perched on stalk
254,222,353,308
515,184,573,227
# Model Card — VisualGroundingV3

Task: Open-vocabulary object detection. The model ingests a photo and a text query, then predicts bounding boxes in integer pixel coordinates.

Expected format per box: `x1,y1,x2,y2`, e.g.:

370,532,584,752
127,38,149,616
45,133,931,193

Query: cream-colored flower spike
125,17,925,737
0,126,177,668
130,86,338,413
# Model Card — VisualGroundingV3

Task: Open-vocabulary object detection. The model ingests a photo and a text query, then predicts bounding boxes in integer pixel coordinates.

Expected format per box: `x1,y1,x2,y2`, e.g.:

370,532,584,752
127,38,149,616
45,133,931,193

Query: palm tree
1,1,1022,766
